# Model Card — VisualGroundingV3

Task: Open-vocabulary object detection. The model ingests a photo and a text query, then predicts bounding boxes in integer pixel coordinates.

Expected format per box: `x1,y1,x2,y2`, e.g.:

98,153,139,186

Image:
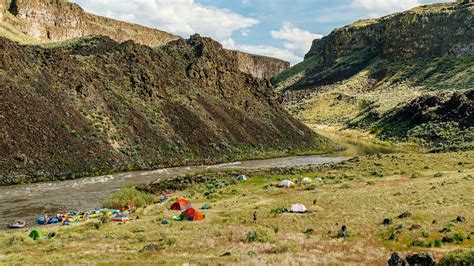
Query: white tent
237,175,247,181
302,177,312,184
290,204,308,213
277,180,294,188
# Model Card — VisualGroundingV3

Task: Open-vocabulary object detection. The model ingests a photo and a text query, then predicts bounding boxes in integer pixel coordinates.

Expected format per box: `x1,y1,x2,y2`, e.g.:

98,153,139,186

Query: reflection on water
319,130,401,157
0,133,400,228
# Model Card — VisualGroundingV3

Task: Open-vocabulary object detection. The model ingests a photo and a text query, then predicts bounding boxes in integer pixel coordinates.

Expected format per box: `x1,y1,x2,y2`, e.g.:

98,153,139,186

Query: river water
0,132,400,227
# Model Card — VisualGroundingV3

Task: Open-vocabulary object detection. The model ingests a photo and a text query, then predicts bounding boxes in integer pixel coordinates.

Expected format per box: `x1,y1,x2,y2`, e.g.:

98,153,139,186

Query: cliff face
0,0,289,79
274,1,473,150
305,3,473,62
3,0,178,46
0,34,329,185
233,51,290,80
280,2,474,91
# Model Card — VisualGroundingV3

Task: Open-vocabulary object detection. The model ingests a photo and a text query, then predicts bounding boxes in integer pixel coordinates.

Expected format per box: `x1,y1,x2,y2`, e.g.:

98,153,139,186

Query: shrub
103,187,156,210
439,249,474,265
86,221,102,230
421,230,429,238
244,228,277,243
411,172,422,179
367,180,376,185
100,212,109,224
159,235,177,247
267,241,299,254
409,239,426,247
340,184,351,189
426,239,441,247
452,232,467,243
434,172,444,177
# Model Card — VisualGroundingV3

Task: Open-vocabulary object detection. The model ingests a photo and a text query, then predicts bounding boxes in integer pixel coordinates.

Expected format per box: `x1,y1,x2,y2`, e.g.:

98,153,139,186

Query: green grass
439,249,474,265
103,187,156,210
1,152,471,264
272,55,320,90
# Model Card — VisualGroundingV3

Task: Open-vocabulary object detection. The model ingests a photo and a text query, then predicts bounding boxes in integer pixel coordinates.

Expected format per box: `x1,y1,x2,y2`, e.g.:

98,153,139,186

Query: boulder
406,252,436,265
398,212,412,219
442,236,454,243
388,251,407,266
140,244,160,252
409,224,422,231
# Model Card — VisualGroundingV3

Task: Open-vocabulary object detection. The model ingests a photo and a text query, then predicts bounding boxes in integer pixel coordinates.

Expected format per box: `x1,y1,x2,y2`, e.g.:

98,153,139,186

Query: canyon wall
233,51,290,80
0,0,289,79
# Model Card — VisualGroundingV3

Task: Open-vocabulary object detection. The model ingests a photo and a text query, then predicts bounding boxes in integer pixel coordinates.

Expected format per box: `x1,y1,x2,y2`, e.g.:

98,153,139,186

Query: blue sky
71,0,452,64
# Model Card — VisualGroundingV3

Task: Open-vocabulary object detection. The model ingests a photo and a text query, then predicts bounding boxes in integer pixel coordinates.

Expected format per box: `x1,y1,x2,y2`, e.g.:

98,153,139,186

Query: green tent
29,229,45,240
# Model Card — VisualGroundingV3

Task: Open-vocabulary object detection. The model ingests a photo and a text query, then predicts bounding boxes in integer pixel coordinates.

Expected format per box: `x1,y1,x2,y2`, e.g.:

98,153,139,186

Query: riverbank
0,155,347,228
0,130,402,227
1,151,472,264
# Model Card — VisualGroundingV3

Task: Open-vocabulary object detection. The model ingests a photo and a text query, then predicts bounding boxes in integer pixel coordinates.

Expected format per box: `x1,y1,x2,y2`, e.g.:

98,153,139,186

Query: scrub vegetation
274,2,474,151
0,151,472,264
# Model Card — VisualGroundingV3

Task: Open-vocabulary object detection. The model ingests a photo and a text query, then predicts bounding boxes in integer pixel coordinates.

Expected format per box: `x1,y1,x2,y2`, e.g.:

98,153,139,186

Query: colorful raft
36,209,122,225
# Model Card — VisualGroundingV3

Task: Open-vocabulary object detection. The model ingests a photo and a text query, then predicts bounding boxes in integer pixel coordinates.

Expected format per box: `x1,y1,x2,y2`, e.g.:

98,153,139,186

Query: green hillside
274,1,474,151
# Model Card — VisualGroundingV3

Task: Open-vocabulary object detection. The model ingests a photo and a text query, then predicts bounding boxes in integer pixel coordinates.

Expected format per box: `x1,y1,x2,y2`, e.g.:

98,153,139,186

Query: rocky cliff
233,51,290,80
0,34,330,185
2,0,178,46
274,1,473,150
0,0,289,79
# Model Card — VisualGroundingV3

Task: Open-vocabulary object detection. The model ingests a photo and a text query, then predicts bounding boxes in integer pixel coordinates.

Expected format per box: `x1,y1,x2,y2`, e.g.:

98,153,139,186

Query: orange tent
180,208,204,221
170,198,191,211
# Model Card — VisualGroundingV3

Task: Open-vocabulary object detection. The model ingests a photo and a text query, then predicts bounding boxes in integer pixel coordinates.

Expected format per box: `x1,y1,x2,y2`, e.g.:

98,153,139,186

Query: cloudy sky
70,0,452,65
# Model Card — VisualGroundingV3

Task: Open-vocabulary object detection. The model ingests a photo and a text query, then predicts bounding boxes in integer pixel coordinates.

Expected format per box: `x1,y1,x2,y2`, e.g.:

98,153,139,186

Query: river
0,132,401,227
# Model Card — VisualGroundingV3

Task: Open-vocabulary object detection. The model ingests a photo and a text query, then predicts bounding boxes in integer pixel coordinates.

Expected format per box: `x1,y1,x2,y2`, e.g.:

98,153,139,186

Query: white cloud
71,0,258,42
223,22,322,65
352,0,421,17
224,38,302,64
71,1,321,65
271,22,322,60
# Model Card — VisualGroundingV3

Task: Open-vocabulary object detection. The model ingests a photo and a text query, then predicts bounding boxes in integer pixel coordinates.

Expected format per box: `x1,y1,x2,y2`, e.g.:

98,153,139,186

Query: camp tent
277,180,294,188
290,204,308,213
170,199,192,211
36,215,46,225
180,208,204,221
29,229,45,240
237,175,247,181
302,177,312,184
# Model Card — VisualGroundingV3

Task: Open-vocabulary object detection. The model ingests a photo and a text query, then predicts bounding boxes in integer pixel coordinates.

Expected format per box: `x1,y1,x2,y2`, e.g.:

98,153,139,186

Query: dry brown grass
0,152,472,264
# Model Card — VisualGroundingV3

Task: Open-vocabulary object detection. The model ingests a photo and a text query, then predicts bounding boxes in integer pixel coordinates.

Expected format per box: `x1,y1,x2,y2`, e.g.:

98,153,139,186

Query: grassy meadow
0,151,472,264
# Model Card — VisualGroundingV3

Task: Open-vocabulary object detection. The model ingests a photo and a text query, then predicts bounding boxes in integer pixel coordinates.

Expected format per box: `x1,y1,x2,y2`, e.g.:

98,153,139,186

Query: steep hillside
0,0,289,79
0,34,330,185
274,1,474,150
0,0,178,46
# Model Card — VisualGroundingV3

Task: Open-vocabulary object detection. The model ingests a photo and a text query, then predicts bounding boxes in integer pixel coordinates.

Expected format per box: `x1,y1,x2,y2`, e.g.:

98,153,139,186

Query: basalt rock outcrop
1,0,178,46
0,34,329,185
274,1,473,149
0,0,289,79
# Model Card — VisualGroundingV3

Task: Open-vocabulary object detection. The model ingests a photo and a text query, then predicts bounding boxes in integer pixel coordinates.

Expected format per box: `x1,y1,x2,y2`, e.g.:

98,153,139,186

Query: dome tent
277,180,294,188
29,229,46,240
237,175,247,181
170,198,192,211
180,208,204,221
290,204,308,213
